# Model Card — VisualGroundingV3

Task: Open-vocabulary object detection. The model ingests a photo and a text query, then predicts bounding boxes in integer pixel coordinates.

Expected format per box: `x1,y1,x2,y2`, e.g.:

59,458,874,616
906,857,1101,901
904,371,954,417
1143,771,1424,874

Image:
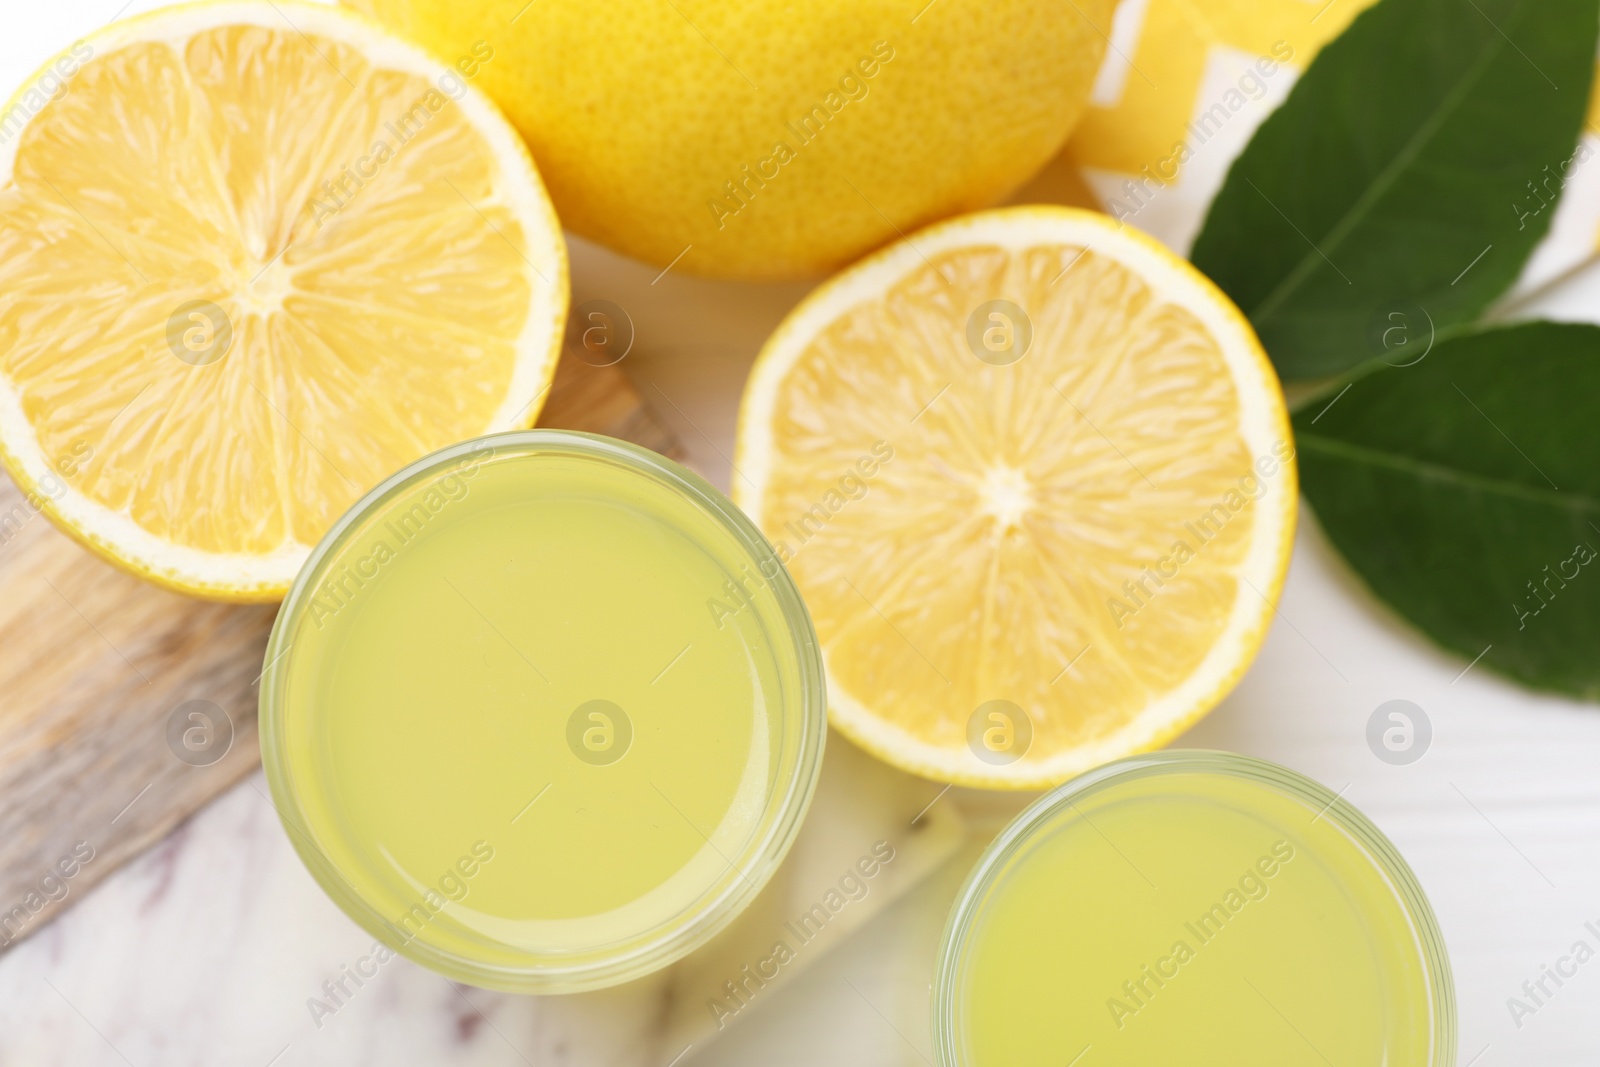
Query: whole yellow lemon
345,0,1115,279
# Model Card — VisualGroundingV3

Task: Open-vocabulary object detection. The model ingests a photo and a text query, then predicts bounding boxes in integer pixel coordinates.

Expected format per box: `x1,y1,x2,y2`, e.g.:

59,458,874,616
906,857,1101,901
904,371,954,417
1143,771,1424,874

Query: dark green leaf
1294,321,1600,697
1191,0,1597,381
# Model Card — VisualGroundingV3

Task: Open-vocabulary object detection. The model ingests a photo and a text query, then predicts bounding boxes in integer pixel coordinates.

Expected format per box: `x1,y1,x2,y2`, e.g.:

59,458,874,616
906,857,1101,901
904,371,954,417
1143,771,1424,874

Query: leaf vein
1251,0,1529,323
1297,432,1597,512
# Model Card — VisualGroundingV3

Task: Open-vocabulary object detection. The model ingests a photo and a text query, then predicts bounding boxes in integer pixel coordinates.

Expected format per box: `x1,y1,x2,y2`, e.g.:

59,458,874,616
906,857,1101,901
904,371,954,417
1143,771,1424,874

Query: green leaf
1191,0,1597,381
1293,321,1600,697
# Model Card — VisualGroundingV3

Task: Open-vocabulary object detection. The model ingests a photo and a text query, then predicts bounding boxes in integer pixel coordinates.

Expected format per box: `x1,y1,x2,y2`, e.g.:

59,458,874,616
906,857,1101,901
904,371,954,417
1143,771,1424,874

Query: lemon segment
735,207,1296,788
0,2,566,600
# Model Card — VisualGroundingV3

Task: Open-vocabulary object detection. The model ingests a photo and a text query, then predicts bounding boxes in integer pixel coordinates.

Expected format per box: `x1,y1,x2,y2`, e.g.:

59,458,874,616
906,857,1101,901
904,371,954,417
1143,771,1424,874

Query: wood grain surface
0,356,682,954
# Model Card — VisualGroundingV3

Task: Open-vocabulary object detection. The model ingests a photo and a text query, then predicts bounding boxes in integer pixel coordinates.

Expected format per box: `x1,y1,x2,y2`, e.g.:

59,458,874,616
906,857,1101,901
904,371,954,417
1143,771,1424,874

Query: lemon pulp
736,208,1296,786
0,4,564,598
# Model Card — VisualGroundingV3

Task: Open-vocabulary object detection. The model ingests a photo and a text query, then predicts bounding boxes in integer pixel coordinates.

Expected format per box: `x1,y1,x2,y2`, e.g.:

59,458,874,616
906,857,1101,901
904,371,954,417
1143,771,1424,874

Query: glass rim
259,429,828,993
931,749,1456,1066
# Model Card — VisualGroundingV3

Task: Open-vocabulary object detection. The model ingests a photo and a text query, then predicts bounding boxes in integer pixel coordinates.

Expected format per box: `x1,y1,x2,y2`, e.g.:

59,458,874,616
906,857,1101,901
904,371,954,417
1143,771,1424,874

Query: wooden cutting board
0,355,684,953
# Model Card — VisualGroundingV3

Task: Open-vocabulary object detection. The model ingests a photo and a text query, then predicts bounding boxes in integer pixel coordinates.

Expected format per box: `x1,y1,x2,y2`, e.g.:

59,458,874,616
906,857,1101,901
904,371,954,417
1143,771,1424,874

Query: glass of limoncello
261,431,825,993
935,751,1454,1066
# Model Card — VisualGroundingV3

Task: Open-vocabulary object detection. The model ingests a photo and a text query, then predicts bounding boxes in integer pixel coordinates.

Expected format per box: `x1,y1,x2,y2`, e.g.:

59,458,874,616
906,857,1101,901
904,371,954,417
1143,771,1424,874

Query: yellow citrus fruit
734,207,1297,788
344,0,1114,280
0,1,567,600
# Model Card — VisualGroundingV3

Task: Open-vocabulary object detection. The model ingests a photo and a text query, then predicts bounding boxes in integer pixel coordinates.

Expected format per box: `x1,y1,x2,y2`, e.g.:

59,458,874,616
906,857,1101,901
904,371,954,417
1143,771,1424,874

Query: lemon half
735,207,1296,788
0,1,566,600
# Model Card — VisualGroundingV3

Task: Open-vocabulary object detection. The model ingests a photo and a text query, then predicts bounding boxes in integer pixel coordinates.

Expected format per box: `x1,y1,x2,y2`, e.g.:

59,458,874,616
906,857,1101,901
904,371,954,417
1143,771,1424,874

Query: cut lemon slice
735,207,1296,788
0,1,566,600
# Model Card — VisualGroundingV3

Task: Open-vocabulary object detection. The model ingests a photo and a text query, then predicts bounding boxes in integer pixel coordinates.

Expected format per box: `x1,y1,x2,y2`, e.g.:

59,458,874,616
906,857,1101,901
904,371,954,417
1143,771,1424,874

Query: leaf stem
1486,250,1600,323
1284,321,1479,416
